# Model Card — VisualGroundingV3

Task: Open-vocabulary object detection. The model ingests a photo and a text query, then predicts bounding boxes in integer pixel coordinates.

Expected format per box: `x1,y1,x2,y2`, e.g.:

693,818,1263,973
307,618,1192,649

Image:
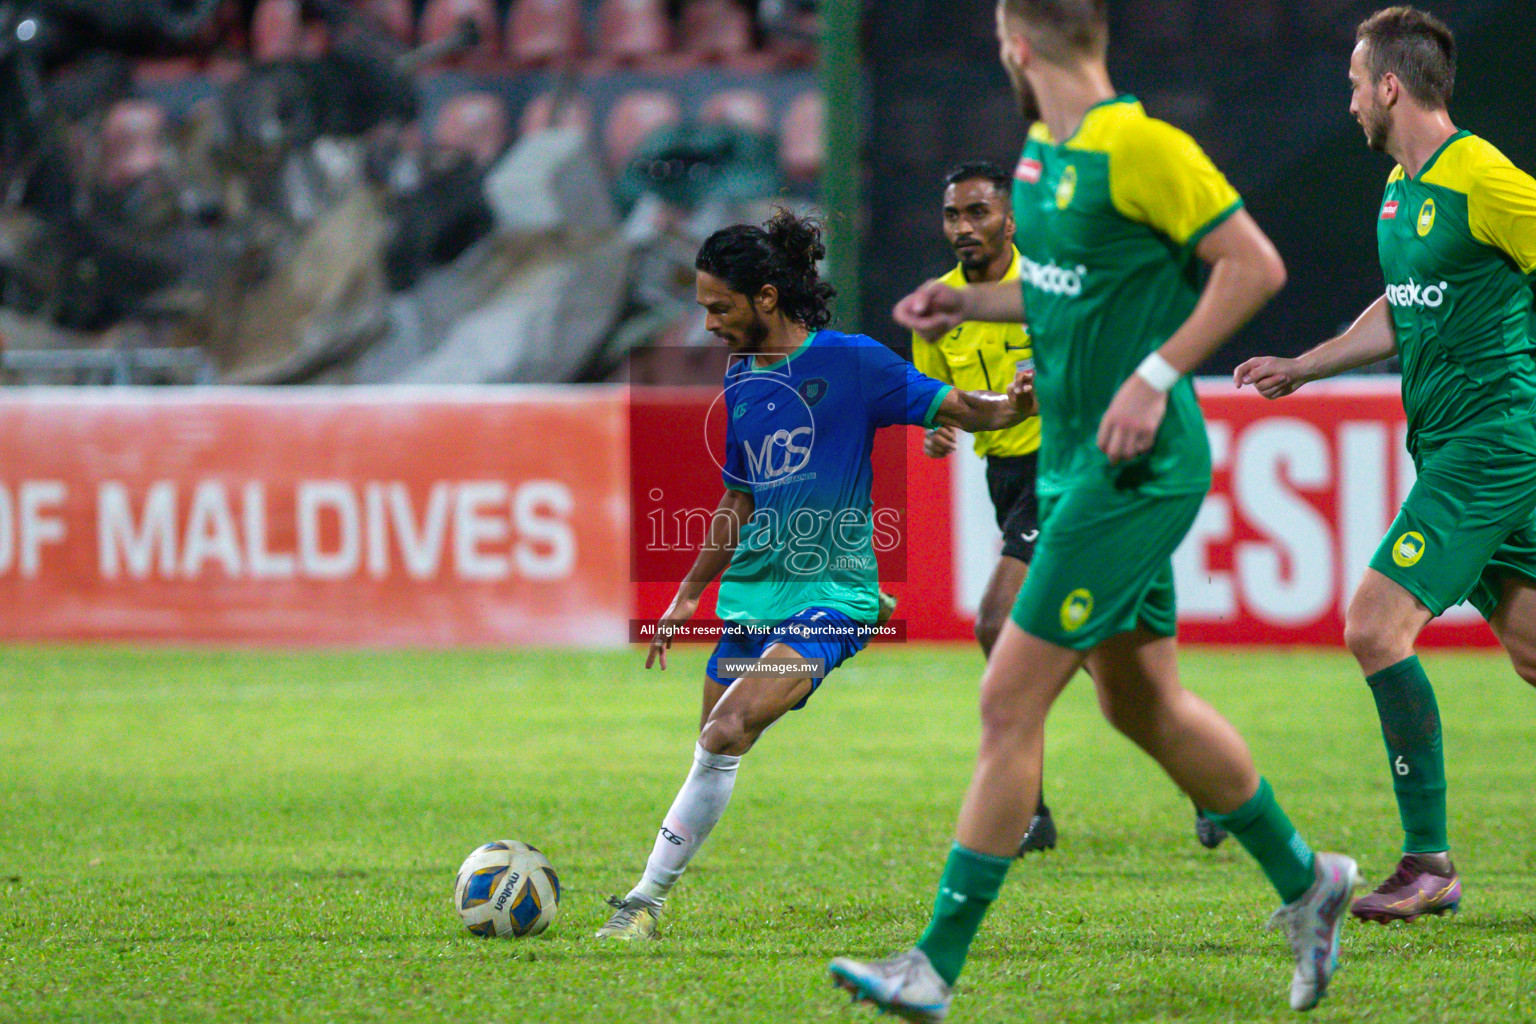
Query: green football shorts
1010,485,1205,650
1371,435,1536,619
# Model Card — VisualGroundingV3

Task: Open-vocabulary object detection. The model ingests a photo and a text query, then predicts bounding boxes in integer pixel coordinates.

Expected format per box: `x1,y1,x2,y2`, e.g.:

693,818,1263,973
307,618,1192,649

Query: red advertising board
0,388,629,645
0,381,1500,648
1180,379,1492,645
634,380,1497,648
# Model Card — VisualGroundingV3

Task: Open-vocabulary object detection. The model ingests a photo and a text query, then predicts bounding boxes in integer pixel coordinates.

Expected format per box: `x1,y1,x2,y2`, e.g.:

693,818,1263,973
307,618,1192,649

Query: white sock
628,743,741,905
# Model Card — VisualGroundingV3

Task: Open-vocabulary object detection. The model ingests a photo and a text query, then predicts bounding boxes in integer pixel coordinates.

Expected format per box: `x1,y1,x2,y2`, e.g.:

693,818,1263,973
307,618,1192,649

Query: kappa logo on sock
940,887,968,905
659,826,685,846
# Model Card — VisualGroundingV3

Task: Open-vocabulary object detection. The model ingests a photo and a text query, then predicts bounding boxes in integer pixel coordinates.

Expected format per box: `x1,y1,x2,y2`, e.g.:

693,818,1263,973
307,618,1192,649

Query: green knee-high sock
1205,777,1316,904
916,843,1012,986
1366,655,1447,853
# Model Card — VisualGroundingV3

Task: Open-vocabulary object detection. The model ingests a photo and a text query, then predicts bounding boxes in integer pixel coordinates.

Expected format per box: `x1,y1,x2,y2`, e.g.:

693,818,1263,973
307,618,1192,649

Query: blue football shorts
705,606,874,709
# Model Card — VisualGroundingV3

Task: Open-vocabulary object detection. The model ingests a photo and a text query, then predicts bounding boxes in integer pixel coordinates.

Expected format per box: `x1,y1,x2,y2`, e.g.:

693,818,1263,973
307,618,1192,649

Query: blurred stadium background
0,0,1533,649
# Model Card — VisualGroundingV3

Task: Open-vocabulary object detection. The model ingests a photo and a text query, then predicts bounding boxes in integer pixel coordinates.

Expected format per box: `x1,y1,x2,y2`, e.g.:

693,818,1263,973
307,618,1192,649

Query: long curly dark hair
694,209,836,329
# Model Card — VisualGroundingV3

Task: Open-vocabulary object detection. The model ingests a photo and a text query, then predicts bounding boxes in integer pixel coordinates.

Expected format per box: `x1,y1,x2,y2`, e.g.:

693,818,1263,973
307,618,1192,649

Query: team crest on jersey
1393,531,1426,568
1059,588,1093,632
1381,200,1399,220
1016,157,1043,183
1055,165,1078,209
797,377,829,406
1417,198,1436,237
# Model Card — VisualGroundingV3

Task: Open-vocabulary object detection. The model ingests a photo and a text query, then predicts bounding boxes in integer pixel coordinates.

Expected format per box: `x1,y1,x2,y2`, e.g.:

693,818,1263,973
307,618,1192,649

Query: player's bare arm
1234,295,1398,399
647,487,753,670
894,279,1025,340
1098,210,1286,463
931,368,1037,434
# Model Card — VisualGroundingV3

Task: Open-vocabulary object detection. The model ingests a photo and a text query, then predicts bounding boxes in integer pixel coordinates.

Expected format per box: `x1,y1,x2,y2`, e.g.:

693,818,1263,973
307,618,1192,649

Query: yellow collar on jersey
938,246,1022,289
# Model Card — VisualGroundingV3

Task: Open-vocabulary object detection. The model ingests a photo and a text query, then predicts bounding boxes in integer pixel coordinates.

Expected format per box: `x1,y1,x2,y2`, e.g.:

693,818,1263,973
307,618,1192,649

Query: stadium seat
100,99,169,189
779,89,823,182
420,0,501,67
252,0,331,61
761,2,817,68
301,22,330,56
204,53,250,83
679,0,754,64
506,0,583,67
138,0,246,79
700,88,772,135
251,0,303,61
593,0,672,66
602,89,681,169
353,0,415,45
518,90,595,138
433,92,510,167
132,57,203,83
208,0,247,49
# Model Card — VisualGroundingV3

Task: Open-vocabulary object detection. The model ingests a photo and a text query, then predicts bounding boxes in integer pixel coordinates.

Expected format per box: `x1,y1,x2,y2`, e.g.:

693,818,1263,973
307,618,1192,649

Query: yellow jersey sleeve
1469,160,1536,275
911,331,954,385
1108,118,1242,254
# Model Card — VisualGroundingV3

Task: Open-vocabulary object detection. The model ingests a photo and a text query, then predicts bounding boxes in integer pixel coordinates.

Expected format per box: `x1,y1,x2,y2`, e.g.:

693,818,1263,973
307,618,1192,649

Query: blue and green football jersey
716,330,950,625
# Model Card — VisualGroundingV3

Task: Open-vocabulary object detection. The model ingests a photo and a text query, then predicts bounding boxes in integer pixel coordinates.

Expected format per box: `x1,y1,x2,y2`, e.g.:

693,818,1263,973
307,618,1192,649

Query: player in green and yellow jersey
916,159,1230,856
913,161,1059,855
1236,6,1536,926
830,2,1361,1018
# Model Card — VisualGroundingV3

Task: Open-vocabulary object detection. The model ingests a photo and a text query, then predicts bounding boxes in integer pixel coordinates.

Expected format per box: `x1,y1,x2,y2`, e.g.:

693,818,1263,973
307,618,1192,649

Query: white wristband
1134,351,1180,393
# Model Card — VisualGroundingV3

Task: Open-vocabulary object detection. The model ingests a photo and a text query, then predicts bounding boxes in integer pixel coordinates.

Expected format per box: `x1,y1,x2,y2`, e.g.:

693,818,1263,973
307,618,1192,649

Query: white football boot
829,947,952,1023
1266,852,1364,1011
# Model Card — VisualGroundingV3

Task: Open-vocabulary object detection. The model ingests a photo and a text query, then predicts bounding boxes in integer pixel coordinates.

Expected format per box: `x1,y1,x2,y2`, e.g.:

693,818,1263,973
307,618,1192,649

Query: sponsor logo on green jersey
1385,278,1449,309
1019,254,1088,297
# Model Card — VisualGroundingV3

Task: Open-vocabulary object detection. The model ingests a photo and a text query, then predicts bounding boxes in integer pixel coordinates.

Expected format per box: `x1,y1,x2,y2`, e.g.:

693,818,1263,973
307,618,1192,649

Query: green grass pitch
2,644,1534,1023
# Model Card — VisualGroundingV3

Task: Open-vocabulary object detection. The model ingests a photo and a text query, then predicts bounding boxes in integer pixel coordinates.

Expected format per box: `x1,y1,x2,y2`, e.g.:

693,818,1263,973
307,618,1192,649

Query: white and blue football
453,840,560,938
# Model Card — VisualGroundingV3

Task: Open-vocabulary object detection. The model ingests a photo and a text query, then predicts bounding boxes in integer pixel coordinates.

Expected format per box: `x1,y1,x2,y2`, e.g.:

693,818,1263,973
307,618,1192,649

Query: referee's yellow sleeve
911,332,954,386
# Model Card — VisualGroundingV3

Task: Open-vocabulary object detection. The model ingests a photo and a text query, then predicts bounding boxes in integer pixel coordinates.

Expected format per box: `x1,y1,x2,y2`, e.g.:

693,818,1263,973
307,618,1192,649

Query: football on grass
453,840,560,938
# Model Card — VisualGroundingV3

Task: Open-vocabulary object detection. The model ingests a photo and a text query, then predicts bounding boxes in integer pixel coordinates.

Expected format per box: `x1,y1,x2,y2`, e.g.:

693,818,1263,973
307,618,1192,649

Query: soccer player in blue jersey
596,211,1035,940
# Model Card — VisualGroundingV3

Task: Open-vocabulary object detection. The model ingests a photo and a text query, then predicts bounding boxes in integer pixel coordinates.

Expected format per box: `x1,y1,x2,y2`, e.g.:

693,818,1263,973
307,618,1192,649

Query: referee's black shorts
985,451,1039,564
